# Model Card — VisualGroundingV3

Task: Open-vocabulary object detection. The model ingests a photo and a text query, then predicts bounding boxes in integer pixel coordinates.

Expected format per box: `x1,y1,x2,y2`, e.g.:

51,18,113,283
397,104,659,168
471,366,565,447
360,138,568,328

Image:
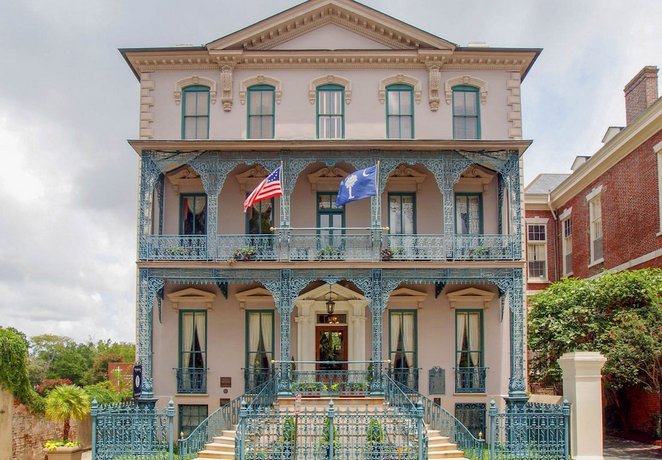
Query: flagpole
374,160,380,229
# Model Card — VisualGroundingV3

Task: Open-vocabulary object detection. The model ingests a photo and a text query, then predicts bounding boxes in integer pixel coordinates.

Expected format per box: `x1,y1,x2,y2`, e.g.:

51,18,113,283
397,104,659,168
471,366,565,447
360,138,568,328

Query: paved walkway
604,435,661,459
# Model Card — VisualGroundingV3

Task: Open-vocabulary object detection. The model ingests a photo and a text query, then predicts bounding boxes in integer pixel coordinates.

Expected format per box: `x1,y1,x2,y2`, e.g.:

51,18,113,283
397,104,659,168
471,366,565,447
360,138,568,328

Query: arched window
317,84,345,139
247,85,275,139
182,85,210,139
386,84,414,139
452,85,480,140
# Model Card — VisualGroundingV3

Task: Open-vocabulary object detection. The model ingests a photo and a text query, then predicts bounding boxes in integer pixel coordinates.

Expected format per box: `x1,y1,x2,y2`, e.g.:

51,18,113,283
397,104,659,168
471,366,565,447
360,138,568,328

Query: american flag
243,166,283,212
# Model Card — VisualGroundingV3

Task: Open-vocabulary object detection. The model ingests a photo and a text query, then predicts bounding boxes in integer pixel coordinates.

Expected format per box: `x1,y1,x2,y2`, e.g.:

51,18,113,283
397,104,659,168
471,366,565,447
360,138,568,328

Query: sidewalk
604,435,661,459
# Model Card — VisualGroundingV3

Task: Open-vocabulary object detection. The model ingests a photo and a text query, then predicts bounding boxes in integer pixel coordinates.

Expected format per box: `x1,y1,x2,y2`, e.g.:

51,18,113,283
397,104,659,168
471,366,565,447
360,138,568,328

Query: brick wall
625,386,660,435
625,66,659,125
558,130,662,278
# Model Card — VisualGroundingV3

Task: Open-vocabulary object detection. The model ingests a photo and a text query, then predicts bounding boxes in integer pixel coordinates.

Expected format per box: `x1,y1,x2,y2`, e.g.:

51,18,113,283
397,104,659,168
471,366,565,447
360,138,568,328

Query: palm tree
45,385,90,441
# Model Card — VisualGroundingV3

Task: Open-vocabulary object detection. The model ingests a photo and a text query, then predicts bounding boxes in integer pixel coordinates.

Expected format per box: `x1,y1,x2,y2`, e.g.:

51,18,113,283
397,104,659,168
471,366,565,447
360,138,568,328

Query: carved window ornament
174,76,217,105
308,75,352,105
166,165,202,188
235,287,275,310
446,287,495,310
387,287,427,309
387,164,427,192
427,63,442,111
307,166,349,191
235,165,269,194
378,75,422,105
239,75,283,105
167,287,216,310
445,76,488,105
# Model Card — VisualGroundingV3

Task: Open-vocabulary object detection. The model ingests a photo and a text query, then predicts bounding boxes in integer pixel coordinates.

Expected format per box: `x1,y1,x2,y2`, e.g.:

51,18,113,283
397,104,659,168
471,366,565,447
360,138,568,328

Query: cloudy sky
0,0,660,343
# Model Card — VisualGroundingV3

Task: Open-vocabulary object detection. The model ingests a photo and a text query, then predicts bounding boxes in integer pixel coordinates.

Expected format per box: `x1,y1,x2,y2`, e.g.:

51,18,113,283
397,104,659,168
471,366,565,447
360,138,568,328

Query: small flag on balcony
335,165,376,206
243,166,283,212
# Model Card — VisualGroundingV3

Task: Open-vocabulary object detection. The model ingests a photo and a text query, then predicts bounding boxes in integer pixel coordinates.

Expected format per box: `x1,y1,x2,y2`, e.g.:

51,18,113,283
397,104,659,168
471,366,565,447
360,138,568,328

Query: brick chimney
624,66,658,125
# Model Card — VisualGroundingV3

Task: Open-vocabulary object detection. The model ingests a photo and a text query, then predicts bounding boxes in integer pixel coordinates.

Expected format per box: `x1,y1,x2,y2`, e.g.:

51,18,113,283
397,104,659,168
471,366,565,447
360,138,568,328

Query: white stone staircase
190,397,470,459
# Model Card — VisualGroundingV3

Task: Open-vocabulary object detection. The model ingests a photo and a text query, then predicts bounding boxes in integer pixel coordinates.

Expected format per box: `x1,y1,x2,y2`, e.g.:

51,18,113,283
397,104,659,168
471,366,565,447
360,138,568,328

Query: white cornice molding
308,74,352,104
585,184,603,202
551,98,662,206
444,75,488,105
239,75,283,105
526,217,549,224
558,207,572,220
174,76,217,105
378,74,422,105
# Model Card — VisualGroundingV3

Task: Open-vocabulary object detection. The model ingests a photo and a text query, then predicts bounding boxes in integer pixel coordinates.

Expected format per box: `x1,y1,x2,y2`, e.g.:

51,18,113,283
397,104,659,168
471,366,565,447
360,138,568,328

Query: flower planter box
43,447,84,460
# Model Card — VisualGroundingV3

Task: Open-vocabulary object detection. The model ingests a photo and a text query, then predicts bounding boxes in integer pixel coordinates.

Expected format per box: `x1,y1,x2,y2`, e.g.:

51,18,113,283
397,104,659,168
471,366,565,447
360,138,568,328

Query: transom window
317,85,344,139
589,195,603,264
247,85,275,139
452,85,480,140
527,224,547,281
182,85,210,139
386,84,414,139
180,194,207,235
455,193,483,234
562,218,573,275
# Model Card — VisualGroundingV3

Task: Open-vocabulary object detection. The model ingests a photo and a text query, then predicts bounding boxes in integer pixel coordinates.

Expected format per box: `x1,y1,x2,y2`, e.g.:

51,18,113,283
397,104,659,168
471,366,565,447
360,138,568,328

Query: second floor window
452,85,480,140
181,194,207,235
386,84,414,139
562,218,573,275
317,193,345,248
589,195,603,263
182,85,210,139
388,193,416,234
455,193,482,234
317,84,344,139
246,198,274,235
247,85,275,139
527,224,547,281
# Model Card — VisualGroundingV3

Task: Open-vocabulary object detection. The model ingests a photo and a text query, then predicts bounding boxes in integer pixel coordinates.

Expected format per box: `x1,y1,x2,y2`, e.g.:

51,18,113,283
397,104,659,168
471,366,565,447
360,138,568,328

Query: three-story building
121,0,539,439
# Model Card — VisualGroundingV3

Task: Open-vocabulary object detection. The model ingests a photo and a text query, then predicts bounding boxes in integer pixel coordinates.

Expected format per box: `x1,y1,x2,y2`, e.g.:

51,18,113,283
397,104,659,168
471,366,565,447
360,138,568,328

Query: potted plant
317,245,343,260
366,418,385,459
234,246,257,261
467,246,489,259
380,246,404,261
43,384,90,460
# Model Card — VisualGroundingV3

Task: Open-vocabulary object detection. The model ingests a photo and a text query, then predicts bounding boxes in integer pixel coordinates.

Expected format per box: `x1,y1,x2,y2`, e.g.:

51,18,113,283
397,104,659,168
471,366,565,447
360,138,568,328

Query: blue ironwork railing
489,400,570,460
140,230,519,262
178,379,274,460
244,367,273,392
455,367,488,393
290,368,373,396
92,399,176,460
421,396,486,460
176,367,208,394
387,367,420,392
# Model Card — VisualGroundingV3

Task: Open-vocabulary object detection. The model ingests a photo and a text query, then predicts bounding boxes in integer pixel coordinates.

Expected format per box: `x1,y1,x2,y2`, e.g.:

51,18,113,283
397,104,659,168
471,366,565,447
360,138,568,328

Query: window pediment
239,75,282,105
446,287,495,309
445,76,488,105
167,166,202,187
309,75,352,105
235,165,269,193
174,76,217,105
387,165,427,191
307,166,349,191
167,288,216,310
379,75,422,105
388,287,427,309
459,165,495,187
235,287,274,309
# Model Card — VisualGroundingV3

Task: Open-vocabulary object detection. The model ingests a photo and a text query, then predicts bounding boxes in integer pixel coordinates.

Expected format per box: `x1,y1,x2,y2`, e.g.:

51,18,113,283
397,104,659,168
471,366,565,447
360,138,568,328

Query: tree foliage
44,384,90,441
528,269,662,393
0,327,44,413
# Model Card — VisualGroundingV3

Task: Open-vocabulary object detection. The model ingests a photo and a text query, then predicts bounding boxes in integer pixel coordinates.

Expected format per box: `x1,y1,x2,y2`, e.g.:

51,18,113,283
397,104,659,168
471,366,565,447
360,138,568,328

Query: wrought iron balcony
454,366,487,393
176,367,208,394
139,230,519,262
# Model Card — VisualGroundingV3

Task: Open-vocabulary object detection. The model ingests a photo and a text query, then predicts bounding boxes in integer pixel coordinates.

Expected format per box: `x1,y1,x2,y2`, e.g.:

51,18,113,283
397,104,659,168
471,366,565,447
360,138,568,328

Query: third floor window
182,85,210,140
386,84,414,139
452,85,480,140
317,84,344,139
455,193,483,234
247,85,275,139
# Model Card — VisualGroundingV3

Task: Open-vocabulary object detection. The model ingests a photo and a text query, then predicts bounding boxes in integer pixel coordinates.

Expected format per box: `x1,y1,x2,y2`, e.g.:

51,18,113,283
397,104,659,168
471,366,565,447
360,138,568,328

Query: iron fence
91,399,175,460
488,400,570,460
454,367,488,393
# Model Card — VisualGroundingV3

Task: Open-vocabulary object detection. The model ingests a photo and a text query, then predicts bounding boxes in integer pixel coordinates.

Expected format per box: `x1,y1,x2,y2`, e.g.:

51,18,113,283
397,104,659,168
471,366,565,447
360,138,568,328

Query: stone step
211,435,236,444
194,449,235,459
428,450,468,459
204,441,235,452
276,396,387,409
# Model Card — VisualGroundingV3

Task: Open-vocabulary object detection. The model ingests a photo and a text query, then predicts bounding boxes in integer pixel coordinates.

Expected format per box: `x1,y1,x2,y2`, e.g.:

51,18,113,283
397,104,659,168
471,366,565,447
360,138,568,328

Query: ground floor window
389,310,417,389
178,404,208,437
246,310,274,389
455,403,486,439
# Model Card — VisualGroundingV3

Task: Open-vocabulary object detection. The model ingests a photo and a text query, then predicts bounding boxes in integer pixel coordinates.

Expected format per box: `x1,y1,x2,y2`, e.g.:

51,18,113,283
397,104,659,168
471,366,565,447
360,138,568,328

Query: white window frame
586,186,604,266
526,218,548,283
559,207,572,276
655,141,662,235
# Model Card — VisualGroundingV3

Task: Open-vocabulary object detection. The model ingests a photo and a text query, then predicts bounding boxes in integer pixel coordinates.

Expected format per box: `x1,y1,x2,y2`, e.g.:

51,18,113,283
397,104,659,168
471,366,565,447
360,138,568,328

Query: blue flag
335,166,376,206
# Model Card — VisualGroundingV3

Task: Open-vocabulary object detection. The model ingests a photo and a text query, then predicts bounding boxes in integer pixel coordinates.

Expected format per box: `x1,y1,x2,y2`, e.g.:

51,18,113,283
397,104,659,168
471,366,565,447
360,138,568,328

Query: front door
316,325,348,372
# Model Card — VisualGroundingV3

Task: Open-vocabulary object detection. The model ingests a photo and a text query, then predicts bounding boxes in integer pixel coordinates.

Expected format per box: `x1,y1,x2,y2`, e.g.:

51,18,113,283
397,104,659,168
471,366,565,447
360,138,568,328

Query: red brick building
524,65,662,433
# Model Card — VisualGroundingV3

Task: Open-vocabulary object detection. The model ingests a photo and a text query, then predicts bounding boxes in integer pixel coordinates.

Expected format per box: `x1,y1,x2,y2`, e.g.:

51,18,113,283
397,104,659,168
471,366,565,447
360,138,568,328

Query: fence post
488,400,496,460
91,399,98,460
167,400,174,460
239,399,247,460
417,400,424,460
562,399,570,459
328,399,335,460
